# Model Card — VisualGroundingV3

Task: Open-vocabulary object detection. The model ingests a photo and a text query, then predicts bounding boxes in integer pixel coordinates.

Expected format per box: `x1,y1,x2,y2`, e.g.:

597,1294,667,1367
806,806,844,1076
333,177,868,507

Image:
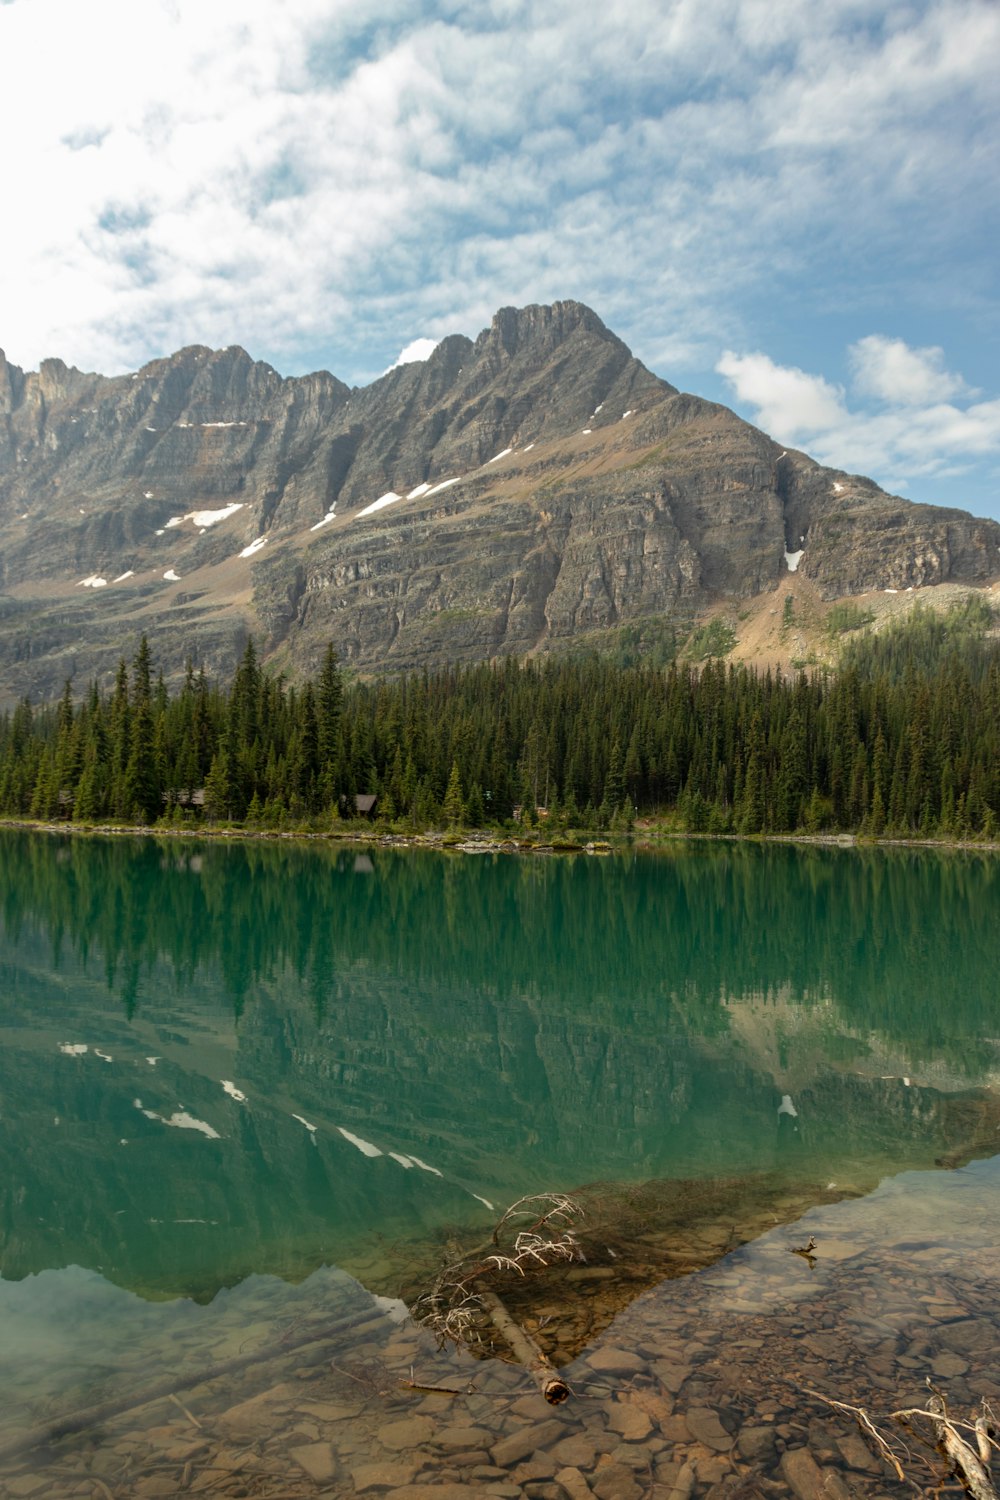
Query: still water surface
0,831,998,1485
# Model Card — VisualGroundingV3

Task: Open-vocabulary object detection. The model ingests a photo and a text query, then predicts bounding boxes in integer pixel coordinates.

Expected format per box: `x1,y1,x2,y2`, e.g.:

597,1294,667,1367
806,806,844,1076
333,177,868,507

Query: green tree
443,761,465,827
739,712,766,833
317,643,344,807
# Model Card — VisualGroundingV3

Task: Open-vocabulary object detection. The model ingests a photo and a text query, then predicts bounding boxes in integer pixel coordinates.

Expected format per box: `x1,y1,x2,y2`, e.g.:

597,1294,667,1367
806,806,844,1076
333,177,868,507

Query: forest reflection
1,830,997,1069
1,830,999,1298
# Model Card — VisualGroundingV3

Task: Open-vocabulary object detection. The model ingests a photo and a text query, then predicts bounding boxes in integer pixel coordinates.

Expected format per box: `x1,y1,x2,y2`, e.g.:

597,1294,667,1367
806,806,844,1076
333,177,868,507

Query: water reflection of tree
0,831,997,1069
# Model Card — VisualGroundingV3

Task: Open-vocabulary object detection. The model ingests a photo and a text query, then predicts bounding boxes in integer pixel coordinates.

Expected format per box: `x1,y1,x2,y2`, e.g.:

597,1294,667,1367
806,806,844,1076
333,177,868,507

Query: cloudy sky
1,0,998,515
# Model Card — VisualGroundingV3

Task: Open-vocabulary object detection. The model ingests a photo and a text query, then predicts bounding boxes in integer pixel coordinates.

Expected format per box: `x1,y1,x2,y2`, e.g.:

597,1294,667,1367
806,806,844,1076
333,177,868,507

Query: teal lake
1,830,999,1492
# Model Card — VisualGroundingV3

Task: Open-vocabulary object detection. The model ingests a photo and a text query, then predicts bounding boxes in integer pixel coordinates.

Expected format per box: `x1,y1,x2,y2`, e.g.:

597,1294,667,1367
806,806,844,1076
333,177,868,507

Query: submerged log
0,1304,375,1467
475,1283,570,1404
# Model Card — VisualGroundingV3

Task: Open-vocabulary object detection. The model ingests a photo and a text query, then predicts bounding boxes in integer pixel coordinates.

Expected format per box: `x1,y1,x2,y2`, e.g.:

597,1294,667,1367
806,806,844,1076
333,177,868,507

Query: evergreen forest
0,598,998,839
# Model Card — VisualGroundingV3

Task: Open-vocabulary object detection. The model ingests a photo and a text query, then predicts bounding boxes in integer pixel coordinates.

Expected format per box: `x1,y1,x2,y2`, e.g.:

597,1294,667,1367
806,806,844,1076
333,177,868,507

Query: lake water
1,830,998,1497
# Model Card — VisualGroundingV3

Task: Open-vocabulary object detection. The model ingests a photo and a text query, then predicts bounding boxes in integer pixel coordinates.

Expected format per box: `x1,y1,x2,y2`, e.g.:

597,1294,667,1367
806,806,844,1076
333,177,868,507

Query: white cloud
848,335,970,406
715,350,848,442
0,0,995,514
386,337,439,371
716,340,1000,494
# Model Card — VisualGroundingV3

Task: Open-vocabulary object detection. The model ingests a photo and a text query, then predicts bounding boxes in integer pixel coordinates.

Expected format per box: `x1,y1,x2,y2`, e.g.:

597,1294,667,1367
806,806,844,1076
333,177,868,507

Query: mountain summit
0,302,997,701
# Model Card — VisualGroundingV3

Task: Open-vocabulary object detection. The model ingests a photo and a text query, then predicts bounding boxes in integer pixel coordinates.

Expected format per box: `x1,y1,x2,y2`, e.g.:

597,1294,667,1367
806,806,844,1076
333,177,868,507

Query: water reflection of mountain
2,831,998,1056
0,830,998,1298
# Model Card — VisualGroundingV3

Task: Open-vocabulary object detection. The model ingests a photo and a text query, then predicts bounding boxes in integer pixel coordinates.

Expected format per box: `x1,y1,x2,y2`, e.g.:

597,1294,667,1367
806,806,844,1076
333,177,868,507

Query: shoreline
1,814,998,858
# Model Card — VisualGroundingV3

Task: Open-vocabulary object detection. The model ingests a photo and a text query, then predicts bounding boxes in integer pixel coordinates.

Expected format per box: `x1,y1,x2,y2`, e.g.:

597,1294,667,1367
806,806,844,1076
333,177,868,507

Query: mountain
1,300,998,702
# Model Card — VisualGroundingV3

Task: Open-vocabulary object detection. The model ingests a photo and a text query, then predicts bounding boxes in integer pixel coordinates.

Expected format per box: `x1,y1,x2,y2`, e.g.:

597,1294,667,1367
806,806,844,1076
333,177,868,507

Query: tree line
0,599,998,837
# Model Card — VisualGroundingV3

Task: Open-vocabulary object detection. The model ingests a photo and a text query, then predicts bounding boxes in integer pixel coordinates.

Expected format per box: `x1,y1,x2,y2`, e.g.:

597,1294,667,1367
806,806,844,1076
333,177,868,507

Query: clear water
0,831,998,1489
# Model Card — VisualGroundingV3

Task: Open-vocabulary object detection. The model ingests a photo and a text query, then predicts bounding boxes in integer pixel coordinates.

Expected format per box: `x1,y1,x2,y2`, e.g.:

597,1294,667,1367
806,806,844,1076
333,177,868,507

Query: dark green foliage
841,597,995,680
443,761,465,827
686,617,737,660
826,601,875,636
1,602,999,838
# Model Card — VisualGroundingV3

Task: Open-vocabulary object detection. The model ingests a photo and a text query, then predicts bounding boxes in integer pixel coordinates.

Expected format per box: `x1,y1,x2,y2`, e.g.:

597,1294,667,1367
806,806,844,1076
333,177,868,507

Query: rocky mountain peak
0,349,25,415
480,299,613,358
0,301,997,705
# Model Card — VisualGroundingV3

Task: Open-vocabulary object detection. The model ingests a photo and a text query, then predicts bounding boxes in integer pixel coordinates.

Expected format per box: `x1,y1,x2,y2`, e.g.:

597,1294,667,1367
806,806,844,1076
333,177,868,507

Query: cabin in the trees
342,793,378,819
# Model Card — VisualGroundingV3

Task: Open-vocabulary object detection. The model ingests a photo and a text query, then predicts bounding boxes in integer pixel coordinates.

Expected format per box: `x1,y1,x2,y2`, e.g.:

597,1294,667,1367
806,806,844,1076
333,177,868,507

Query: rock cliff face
0,301,997,700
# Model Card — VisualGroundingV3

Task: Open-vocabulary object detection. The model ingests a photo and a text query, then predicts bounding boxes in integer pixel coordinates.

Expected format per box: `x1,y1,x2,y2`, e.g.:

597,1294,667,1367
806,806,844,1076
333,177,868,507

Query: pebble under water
2,1153,998,1499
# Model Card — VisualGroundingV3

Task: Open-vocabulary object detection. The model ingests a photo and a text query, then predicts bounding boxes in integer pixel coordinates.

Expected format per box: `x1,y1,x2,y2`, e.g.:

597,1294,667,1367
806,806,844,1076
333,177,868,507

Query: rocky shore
3,814,1000,861
2,1157,998,1500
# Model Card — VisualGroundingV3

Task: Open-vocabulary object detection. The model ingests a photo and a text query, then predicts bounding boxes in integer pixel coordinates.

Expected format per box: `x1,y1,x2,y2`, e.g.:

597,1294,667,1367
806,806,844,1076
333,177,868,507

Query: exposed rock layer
0,302,997,700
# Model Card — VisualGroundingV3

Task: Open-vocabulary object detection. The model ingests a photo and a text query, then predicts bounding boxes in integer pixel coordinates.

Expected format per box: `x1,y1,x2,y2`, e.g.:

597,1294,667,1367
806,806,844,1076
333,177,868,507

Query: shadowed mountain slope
1,302,997,701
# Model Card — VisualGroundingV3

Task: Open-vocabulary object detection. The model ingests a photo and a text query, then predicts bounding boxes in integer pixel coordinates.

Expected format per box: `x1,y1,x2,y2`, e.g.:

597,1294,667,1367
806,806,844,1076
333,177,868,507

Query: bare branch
801,1389,907,1482
801,1386,999,1500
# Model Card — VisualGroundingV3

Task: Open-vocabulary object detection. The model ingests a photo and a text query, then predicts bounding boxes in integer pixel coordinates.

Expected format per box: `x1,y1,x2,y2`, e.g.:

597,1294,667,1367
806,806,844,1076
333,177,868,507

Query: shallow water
0,831,998,1495
2,1157,998,1497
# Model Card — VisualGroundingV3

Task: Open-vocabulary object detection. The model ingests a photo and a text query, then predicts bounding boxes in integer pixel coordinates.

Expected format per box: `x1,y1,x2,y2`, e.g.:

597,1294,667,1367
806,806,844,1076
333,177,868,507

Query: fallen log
475,1283,569,1404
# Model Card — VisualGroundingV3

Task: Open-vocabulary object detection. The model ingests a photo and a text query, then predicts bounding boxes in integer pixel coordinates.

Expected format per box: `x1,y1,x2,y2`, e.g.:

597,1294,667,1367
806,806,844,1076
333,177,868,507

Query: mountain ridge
0,300,997,703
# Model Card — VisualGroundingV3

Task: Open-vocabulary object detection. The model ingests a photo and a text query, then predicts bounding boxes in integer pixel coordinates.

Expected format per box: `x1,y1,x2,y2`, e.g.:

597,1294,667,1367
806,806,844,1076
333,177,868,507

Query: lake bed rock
736,1425,777,1464
295,1398,362,1421
514,1455,559,1482
587,1347,649,1378
435,1425,496,1451
213,1382,296,1437
607,1401,653,1441
289,1441,338,1482
658,1414,692,1442
835,1433,883,1474
493,1419,570,1467
556,1466,597,1499
380,1486,488,1498
654,1362,693,1394
379,1415,436,1450
685,1407,733,1452
590,1460,644,1500
353,1460,423,1491
551,1435,599,1469
781,1446,852,1500
931,1352,969,1377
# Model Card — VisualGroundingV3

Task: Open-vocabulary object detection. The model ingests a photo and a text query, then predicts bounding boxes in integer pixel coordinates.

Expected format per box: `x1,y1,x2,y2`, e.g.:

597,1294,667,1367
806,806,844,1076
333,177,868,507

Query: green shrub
826,602,874,637
686,618,736,660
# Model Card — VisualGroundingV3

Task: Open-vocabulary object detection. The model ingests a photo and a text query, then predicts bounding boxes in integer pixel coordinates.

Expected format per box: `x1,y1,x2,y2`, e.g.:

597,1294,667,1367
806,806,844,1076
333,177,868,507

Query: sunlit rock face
1,302,998,701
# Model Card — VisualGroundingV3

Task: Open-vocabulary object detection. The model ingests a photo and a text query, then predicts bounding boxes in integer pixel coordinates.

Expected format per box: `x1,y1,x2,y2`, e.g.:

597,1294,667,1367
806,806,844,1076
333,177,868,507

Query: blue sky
1,0,998,517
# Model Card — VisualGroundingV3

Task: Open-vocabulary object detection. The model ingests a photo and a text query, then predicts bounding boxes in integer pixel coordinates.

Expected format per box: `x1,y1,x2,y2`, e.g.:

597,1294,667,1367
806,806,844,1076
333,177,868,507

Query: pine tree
122,637,161,822
774,705,807,829
465,781,485,826
443,761,465,827
739,712,766,833
108,659,131,817
292,682,320,809
204,745,237,821
603,737,626,813
73,740,105,822
317,643,344,807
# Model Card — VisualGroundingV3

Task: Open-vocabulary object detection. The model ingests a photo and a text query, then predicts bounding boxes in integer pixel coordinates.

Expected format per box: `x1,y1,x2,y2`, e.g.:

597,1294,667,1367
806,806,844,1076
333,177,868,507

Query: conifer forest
1,599,998,839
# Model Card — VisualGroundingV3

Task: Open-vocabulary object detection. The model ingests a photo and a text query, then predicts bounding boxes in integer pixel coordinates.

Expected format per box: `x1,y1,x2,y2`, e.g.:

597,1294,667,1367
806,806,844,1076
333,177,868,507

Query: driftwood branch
928,1395,998,1500
412,1192,581,1401
802,1385,999,1500
801,1389,907,1481
491,1193,580,1247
